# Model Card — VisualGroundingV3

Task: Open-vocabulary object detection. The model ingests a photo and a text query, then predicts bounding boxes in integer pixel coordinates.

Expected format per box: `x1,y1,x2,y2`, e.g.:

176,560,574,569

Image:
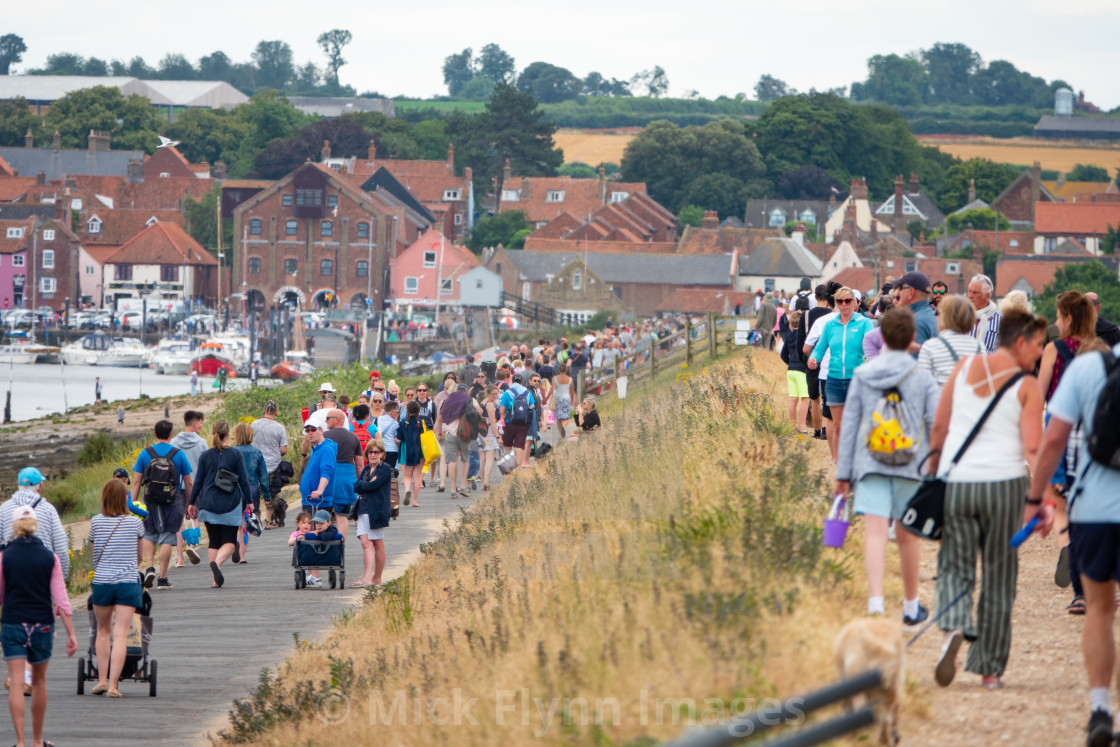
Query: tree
442,48,474,97
754,74,795,102
317,29,352,88
36,53,85,75
921,42,981,104
457,76,495,101
971,59,1050,107
465,210,531,252
1066,163,1111,182
583,72,630,97
516,62,582,103
198,51,234,82
0,34,26,75
631,66,669,97
42,86,162,152
158,53,196,80
678,205,704,229
944,207,1011,233
126,56,156,79
165,107,250,166
226,90,312,176
476,43,515,85
557,162,598,178
252,40,295,91
935,158,1020,212
850,54,927,107
410,119,448,160
0,97,36,146
1035,260,1120,324
777,166,841,200
293,62,321,92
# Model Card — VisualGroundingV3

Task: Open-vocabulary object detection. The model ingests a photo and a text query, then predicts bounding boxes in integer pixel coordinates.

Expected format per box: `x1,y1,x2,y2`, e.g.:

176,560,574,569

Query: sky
7,0,1120,109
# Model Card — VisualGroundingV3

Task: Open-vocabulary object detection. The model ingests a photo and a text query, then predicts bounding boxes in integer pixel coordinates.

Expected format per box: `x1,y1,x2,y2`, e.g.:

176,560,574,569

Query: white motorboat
97,339,151,368
0,343,36,365
24,343,61,364
61,334,114,365
152,337,194,375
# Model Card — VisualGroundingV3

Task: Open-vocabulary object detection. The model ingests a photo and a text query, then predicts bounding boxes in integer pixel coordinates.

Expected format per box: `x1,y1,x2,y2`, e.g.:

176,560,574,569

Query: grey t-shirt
251,417,289,473
325,427,362,464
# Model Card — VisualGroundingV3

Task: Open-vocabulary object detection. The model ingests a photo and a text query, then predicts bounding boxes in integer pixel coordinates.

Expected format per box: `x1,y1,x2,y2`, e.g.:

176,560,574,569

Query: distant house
743,197,838,232
1033,202,1120,254
0,130,144,182
655,288,756,315
824,180,892,240
0,217,81,310
995,255,1119,298
101,222,217,307
937,230,1036,258
287,97,394,119
677,217,781,255
493,163,648,227
0,76,247,119
873,173,946,231
389,230,479,307
523,191,677,248
990,164,1056,227
1035,115,1120,141
458,266,502,307
821,240,864,284
735,237,823,294
1041,179,1119,203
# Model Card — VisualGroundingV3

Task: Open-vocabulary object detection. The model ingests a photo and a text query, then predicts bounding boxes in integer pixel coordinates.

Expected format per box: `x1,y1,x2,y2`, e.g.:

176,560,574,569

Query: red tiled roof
1035,202,1120,236
71,175,212,211
529,212,582,240
222,179,274,189
402,230,479,268
947,230,1036,255
655,288,756,314
82,209,185,246
521,237,679,254
104,222,216,266
0,155,15,178
82,244,121,264
0,177,37,202
831,267,876,293
1041,181,1115,202
0,218,35,255
498,176,648,224
995,255,1090,297
677,226,781,255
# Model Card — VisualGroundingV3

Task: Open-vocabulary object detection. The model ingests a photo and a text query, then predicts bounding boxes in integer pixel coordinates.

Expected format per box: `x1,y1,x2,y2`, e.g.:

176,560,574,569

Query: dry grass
917,135,1120,174
217,351,926,746
554,129,638,166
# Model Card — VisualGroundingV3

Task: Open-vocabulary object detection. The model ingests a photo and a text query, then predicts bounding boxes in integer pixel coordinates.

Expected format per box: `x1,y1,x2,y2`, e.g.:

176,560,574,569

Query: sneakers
142,566,156,589
306,575,323,587
1086,709,1113,747
935,630,964,687
1056,545,1072,588
184,547,201,565
902,604,929,630
156,577,172,589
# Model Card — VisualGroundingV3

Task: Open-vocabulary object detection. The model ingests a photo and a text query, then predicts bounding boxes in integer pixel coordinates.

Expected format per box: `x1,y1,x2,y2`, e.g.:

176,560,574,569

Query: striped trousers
936,476,1029,678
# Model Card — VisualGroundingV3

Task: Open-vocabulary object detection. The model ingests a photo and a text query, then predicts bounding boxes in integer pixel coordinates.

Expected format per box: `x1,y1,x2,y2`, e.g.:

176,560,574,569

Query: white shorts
356,514,386,541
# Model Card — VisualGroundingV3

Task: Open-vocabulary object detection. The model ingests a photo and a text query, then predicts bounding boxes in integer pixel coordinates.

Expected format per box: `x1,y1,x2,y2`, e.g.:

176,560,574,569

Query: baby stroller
292,538,346,590
77,590,157,696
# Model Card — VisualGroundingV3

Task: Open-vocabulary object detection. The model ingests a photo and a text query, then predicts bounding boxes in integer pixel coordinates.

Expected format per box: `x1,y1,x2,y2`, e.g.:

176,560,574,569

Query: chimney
702,210,719,230
321,139,331,161
520,176,531,200
893,175,904,231
850,177,868,201
368,140,376,163
792,222,806,245
87,130,110,154
844,201,857,235
214,160,227,179
1057,172,1066,187
446,142,454,167
909,172,920,194
24,128,33,149
35,171,45,186
52,130,61,153
127,159,143,182
64,174,76,189
1030,161,1042,223
503,158,512,184
967,178,976,204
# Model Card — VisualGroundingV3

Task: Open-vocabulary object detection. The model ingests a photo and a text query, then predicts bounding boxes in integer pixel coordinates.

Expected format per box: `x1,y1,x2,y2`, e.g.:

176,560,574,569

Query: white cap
852,289,863,302
12,505,35,521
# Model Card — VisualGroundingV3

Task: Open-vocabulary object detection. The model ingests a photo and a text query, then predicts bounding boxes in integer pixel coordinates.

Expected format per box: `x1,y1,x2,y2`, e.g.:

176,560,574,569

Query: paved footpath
25,459,516,746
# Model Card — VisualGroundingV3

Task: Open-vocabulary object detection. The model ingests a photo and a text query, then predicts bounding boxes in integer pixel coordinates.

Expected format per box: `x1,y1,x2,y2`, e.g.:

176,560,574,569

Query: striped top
971,305,1001,354
917,331,983,387
89,514,144,585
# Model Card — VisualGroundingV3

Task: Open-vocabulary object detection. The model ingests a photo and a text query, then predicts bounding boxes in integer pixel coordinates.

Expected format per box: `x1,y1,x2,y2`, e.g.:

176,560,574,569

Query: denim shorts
823,377,852,407
1,622,54,664
853,475,920,520
143,531,178,546
90,581,143,609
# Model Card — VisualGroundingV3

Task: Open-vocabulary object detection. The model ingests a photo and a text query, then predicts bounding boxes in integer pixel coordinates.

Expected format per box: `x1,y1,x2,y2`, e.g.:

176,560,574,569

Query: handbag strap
95,516,127,568
946,368,1025,468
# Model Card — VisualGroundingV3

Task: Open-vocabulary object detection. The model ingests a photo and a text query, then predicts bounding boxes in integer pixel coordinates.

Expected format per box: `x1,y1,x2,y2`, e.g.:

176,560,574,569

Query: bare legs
401,464,423,506
93,604,133,696
480,449,495,489
6,659,48,747
864,515,921,604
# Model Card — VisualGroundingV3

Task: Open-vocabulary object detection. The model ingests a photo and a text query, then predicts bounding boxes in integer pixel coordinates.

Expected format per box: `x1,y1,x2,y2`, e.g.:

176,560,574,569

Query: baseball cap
895,271,932,294
11,505,35,521
512,373,523,383
369,370,380,380
113,468,129,479
852,289,863,303
17,467,44,487
313,509,332,524
800,276,811,291
304,410,329,431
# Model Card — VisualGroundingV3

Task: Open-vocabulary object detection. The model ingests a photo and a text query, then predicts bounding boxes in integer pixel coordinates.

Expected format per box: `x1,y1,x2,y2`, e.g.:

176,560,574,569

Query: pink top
0,554,73,618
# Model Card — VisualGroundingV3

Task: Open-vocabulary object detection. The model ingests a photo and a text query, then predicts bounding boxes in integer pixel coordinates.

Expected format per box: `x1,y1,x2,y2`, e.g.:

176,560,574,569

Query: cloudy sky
7,0,1120,108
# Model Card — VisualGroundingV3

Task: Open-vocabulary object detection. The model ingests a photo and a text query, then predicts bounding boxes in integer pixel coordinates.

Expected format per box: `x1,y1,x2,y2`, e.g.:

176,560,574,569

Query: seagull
157,135,181,149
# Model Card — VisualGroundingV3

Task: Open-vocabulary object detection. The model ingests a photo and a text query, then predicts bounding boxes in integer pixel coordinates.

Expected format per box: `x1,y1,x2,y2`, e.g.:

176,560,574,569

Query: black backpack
1088,351,1120,470
509,389,531,424
141,446,180,506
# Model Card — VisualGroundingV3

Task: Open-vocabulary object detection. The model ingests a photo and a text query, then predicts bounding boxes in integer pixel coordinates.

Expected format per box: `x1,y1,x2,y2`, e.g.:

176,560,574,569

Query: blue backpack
509,389,531,424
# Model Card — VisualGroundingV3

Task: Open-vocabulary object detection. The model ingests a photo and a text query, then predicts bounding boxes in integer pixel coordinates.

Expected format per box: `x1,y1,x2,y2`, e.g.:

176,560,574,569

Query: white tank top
939,355,1027,483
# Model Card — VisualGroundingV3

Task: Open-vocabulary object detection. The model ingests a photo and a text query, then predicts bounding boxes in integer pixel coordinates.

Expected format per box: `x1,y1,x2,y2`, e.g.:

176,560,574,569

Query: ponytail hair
210,420,230,450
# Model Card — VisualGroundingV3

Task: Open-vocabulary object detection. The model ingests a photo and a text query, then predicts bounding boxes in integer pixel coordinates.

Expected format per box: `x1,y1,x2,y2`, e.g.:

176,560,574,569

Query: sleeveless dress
553,376,572,420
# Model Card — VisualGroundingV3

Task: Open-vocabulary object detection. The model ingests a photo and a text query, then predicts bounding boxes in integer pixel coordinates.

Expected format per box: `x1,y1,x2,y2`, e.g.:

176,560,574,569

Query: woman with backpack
231,422,270,565
188,421,252,588
780,309,811,433
835,308,941,623
397,400,425,507
1035,290,1098,614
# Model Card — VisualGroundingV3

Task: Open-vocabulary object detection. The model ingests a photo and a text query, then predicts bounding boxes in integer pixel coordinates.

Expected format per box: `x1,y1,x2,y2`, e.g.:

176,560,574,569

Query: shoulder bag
900,368,1025,541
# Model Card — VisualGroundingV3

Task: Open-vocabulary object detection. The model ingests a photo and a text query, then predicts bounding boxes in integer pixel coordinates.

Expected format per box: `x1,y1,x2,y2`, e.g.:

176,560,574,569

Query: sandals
1068,596,1087,615
92,683,108,695
349,581,370,588
981,676,1004,690
210,561,224,588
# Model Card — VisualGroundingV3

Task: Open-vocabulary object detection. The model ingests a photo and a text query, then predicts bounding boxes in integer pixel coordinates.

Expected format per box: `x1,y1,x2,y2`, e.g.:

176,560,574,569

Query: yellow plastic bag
420,420,441,465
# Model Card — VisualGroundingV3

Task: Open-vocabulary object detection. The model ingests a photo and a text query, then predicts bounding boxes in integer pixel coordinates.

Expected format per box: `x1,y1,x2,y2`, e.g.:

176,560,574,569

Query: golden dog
833,617,905,745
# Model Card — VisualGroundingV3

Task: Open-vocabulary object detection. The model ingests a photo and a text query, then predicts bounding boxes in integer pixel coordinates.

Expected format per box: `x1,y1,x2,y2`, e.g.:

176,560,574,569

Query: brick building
0,217,81,311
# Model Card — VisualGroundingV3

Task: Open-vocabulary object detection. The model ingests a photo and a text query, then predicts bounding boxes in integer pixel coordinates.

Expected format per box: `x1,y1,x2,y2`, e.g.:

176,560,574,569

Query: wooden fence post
685,318,692,367
650,336,656,377
577,369,585,403
707,311,716,359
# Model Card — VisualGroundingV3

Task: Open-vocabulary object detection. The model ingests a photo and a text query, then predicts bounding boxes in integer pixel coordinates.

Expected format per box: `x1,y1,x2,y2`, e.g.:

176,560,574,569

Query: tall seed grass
219,351,886,745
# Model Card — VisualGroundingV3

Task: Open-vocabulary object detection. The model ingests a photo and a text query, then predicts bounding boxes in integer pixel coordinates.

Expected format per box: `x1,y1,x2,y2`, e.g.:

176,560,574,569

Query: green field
393,99,487,113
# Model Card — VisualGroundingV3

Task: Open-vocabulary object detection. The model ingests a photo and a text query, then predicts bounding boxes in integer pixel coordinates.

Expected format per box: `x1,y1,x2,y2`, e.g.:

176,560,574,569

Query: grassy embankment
217,350,923,745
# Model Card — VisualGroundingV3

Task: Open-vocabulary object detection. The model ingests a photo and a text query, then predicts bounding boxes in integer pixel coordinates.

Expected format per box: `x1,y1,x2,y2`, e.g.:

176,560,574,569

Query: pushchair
292,538,346,590
77,590,157,696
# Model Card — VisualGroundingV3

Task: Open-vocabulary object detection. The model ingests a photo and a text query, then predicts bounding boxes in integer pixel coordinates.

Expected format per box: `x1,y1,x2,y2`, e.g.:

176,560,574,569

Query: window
476,279,483,289
904,260,918,273
40,278,56,293
320,259,332,276
159,172,170,178
285,220,298,236
145,216,158,227
250,219,262,236
798,209,817,224
454,213,463,226
439,277,453,295
610,191,629,203
501,189,519,202
443,189,462,201
764,278,776,292
114,264,133,281
160,265,179,282
522,281,531,300
284,259,298,275
1044,237,1057,253
356,261,368,277
282,194,293,207
946,261,960,275
357,221,369,239
404,276,419,294
248,258,261,274
1009,239,1019,248
546,190,565,203
70,199,82,210
321,221,333,237
327,194,338,208
4,227,22,239
423,251,437,268
42,229,54,241
85,265,94,275
12,254,24,267
42,250,54,269
295,189,323,207
572,271,582,291
87,217,101,234
768,208,786,227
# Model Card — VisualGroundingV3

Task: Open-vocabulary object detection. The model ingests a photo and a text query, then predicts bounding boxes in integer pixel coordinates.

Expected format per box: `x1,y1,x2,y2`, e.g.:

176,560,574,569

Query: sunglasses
374,387,385,391
932,289,946,295
417,388,428,392
369,449,384,454
372,398,384,403
836,298,856,305
303,426,319,432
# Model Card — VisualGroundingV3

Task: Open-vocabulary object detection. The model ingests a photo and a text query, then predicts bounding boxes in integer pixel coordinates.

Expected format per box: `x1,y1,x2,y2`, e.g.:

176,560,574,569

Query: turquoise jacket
811,313,874,380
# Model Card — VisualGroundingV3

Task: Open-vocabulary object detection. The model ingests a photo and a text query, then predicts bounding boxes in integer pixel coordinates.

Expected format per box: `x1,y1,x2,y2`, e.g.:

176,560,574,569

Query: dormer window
145,216,158,227
443,189,462,201
768,208,786,227
798,209,817,224
546,190,565,203
5,227,23,239
159,172,171,178
87,217,102,234
610,192,628,203
501,189,519,202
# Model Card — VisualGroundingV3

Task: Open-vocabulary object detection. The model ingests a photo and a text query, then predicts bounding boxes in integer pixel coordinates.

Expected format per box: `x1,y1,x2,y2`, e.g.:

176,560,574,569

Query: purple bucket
823,494,849,548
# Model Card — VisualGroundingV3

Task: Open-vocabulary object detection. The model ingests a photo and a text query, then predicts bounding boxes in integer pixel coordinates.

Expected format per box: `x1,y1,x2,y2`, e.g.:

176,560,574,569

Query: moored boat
0,343,36,365
60,333,113,365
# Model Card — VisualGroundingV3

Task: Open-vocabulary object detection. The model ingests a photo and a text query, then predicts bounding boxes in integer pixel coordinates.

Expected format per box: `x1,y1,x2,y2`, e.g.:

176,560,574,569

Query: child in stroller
78,587,157,696
291,510,345,589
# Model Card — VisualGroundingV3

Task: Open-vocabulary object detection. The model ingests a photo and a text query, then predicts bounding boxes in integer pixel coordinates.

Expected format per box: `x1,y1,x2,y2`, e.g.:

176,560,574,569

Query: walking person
552,363,574,440
499,373,535,469
891,271,938,350
834,308,940,623
479,385,500,490
232,423,270,565
780,309,810,432
807,286,873,458
187,421,252,589
132,419,196,591
397,400,425,507
251,401,289,529
927,309,1046,690
89,479,145,697
917,295,982,388
0,504,76,745
968,274,1002,354
299,414,337,517
324,409,362,538
801,284,837,440
353,438,392,587
435,384,479,497
755,294,777,350
95,376,103,404
170,410,207,567
0,468,69,579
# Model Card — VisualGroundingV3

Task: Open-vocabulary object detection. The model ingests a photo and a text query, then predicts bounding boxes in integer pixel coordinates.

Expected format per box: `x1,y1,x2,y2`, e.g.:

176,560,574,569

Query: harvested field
918,134,1120,174
554,128,639,165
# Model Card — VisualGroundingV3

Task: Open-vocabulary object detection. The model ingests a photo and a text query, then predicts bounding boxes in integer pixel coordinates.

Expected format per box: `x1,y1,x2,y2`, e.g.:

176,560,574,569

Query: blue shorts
90,582,143,609
853,475,920,520
823,377,852,407
1,622,54,664
1070,523,1120,583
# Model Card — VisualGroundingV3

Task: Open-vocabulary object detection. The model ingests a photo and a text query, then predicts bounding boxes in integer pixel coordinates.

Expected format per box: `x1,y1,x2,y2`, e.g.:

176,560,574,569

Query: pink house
390,230,479,307
0,219,33,310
